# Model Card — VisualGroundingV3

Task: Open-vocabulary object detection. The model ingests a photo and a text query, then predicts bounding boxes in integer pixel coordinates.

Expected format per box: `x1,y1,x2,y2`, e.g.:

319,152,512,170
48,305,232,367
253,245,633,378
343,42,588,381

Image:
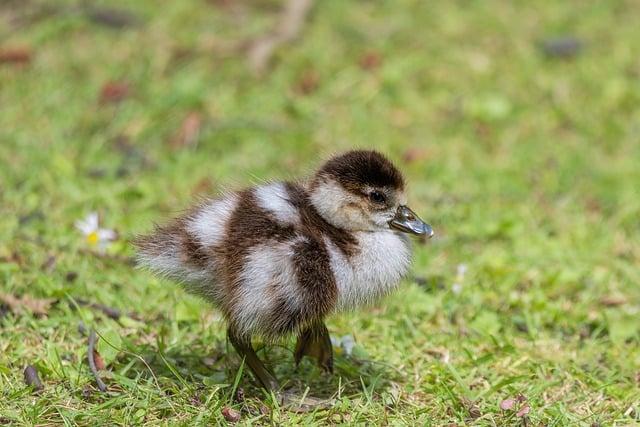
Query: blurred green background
1,0,639,424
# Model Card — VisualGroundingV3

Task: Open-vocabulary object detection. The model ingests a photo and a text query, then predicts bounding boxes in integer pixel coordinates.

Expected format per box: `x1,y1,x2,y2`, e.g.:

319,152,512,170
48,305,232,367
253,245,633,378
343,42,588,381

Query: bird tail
133,219,210,286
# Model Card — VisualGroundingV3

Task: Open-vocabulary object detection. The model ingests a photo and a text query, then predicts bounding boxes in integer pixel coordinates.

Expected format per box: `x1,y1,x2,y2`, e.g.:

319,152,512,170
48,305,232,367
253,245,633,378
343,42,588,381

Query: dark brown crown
315,150,405,192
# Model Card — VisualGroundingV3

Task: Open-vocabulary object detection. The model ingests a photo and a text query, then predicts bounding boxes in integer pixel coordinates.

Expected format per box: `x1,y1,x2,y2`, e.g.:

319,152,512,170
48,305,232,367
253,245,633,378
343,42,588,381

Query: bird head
309,150,433,236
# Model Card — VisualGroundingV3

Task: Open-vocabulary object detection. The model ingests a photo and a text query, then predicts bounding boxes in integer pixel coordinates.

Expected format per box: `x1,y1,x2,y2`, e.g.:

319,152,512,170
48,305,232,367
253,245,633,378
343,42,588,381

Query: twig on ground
88,329,108,392
246,0,314,74
75,298,141,321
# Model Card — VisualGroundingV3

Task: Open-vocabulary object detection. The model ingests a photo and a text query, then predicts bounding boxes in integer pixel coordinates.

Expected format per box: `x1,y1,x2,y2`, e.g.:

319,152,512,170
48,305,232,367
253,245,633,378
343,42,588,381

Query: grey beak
389,205,434,237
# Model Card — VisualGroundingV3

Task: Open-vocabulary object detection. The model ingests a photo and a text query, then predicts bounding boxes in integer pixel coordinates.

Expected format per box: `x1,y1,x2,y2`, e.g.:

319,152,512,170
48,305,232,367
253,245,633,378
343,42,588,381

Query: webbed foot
294,322,333,373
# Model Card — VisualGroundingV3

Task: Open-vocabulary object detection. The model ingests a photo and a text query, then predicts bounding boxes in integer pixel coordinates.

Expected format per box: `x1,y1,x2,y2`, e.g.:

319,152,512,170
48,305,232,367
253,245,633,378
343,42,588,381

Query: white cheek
187,194,239,248
254,182,300,224
310,180,360,229
343,205,372,230
372,210,394,228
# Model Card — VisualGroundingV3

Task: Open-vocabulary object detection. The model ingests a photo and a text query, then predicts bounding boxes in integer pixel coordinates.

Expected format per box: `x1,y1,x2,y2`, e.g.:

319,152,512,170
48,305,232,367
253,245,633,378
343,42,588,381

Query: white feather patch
187,194,239,248
232,238,305,336
254,182,299,224
325,231,411,310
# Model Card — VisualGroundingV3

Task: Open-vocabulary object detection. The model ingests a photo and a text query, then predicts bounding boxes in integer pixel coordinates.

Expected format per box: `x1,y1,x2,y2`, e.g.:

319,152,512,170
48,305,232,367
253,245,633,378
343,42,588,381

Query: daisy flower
452,263,468,294
331,334,356,356
75,212,117,251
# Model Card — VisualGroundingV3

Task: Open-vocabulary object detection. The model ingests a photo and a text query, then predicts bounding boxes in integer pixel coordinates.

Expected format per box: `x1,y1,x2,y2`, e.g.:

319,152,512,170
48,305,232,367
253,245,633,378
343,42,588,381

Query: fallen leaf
635,371,640,385
41,255,56,272
540,36,583,59
19,210,44,225
0,293,55,316
402,147,429,164
112,135,136,155
600,294,627,307
23,365,43,391
0,251,24,266
425,347,450,363
500,398,515,410
221,407,241,423
170,112,202,149
516,403,531,417
99,81,130,104
86,7,139,29
295,70,320,95
0,47,32,65
460,397,481,419
93,350,106,370
359,51,382,70
585,197,602,213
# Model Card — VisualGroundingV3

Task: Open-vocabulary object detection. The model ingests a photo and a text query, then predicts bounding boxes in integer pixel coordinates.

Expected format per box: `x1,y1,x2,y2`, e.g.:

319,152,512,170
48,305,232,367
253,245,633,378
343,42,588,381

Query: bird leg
294,321,333,373
227,327,280,392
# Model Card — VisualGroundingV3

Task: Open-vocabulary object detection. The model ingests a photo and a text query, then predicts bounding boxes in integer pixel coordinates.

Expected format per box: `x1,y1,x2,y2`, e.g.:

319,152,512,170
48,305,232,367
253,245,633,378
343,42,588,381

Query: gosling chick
135,150,433,391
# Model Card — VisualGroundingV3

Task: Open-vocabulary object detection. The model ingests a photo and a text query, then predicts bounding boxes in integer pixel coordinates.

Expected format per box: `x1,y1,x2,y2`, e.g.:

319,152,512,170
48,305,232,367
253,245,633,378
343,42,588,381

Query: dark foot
227,327,280,392
294,322,333,373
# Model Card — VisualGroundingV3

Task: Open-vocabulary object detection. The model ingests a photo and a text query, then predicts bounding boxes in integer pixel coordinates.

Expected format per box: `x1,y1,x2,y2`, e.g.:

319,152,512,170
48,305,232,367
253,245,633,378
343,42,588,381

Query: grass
1,0,640,424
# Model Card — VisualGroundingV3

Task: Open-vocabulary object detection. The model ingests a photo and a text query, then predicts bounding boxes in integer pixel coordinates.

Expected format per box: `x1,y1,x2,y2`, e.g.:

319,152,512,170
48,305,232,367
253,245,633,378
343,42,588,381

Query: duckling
135,150,433,392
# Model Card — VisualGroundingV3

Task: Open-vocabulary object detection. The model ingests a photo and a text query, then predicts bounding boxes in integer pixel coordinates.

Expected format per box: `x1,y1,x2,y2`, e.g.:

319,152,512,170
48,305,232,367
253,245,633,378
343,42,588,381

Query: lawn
1,0,639,425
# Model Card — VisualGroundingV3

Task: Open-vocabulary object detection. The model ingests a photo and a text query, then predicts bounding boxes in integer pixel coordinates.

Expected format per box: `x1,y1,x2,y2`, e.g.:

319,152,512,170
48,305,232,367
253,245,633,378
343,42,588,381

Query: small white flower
331,334,356,356
452,263,468,294
456,264,468,278
75,212,117,250
452,282,463,294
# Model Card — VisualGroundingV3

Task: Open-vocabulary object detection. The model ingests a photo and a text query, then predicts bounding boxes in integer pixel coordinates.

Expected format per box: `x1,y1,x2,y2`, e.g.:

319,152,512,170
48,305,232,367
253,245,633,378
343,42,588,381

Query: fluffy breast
325,231,411,310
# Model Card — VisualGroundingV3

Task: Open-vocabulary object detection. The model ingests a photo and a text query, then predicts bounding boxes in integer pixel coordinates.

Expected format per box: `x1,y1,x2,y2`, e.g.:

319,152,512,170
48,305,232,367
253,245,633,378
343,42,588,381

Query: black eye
369,191,386,204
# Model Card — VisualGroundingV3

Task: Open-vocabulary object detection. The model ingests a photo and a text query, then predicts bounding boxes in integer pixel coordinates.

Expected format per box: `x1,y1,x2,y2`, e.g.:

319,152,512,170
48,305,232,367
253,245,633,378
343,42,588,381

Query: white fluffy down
254,183,300,224
187,195,239,248
325,231,411,311
231,238,304,336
